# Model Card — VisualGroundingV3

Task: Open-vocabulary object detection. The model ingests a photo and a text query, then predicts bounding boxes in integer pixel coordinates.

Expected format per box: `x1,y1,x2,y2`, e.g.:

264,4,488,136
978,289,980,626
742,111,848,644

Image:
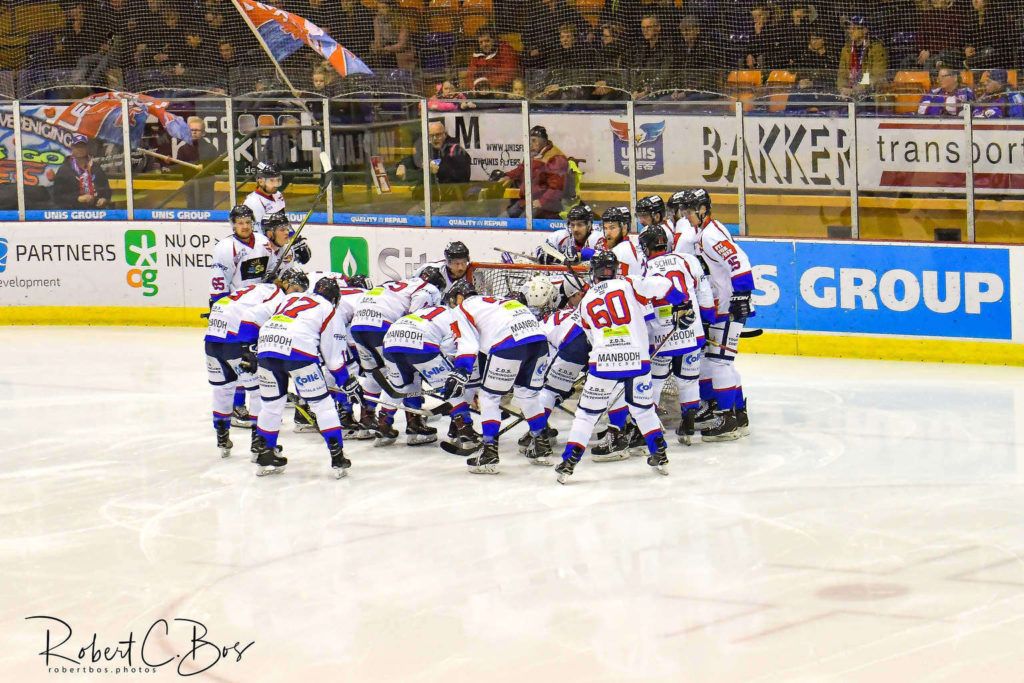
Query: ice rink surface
2,326,1024,682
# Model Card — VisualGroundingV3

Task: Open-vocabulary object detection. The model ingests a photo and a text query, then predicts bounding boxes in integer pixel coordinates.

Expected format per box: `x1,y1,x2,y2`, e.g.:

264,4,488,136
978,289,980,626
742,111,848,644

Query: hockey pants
478,340,549,442
256,357,342,450
206,341,261,428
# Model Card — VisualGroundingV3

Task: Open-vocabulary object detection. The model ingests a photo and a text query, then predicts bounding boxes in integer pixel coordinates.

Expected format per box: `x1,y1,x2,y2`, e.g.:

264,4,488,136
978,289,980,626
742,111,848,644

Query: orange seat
892,71,931,114
397,0,423,9
977,68,1018,88
766,70,796,112
462,0,493,37
574,0,604,26
427,0,456,33
727,70,763,89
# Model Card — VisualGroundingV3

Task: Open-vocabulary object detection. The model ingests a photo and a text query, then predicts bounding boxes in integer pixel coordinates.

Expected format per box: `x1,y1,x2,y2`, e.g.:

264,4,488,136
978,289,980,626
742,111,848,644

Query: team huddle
204,173,755,483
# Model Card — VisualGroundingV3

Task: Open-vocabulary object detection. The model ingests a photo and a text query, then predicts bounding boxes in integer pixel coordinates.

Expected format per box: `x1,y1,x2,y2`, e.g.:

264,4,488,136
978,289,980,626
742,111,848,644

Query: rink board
0,222,1021,365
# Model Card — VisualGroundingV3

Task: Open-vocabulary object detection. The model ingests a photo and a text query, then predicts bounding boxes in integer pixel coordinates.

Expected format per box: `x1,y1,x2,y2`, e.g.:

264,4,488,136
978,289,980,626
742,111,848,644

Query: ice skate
405,412,438,446
352,406,377,440
555,446,583,484
373,413,399,447
216,423,232,458
255,444,287,476
524,429,553,466
231,405,253,428
293,404,318,433
446,417,480,447
250,427,283,463
467,442,499,474
338,405,361,438
646,436,669,475
735,401,750,438
694,400,717,430
625,421,647,456
518,426,556,454
591,427,630,462
676,409,696,446
700,410,740,442
328,438,351,479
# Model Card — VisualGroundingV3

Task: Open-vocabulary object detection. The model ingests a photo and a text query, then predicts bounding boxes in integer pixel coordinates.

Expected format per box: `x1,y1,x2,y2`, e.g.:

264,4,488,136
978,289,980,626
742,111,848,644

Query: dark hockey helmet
255,161,282,179
345,274,371,289
419,266,447,292
635,194,666,219
601,205,628,225
589,249,619,283
444,240,470,261
444,279,477,307
279,268,309,291
638,226,670,257
262,210,290,232
313,275,341,305
229,204,255,223
667,190,689,213
529,125,549,140
681,188,712,213
567,203,594,224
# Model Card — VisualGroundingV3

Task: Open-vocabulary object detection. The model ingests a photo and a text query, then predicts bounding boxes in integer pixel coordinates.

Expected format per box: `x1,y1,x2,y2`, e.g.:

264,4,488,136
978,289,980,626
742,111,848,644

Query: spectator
370,0,415,71
54,3,101,69
524,0,586,69
918,67,974,115
537,23,595,100
866,0,921,45
777,3,813,72
501,125,569,219
836,16,888,97
672,15,719,91
310,66,338,96
338,0,375,60
428,80,477,111
972,68,1009,117
52,135,112,210
796,30,837,89
964,0,1011,71
73,33,119,86
395,121,472,204
148,10,186,71
593,24,628,98
744,3,781,70
916,0,967,71
510,77,527,99
464,28,520,91
176,27,214,82
632,14,673,98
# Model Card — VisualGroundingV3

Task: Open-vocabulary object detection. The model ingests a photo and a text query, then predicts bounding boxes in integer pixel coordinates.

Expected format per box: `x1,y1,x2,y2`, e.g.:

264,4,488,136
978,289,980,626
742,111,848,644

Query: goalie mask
523,276,557,311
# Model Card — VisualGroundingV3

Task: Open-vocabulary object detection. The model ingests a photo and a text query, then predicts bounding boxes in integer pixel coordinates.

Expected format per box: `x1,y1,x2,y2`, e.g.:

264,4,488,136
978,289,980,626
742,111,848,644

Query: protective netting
4,1,1022,100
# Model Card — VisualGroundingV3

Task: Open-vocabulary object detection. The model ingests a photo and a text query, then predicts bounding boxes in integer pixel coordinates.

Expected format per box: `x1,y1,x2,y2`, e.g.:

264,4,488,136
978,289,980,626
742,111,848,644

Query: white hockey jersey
694,218,755,320
205,282,284,343
414,260,464,291
450,296,547,369
576,278,663,378
308,270,367,337
209,232,277,302
244,188,286,230
642,252,713,355
539,307,582,350
257,292,347,374
672,216,698,256
350,277,442,332
383,306,458,355
597,234,644,275
537,228,602,261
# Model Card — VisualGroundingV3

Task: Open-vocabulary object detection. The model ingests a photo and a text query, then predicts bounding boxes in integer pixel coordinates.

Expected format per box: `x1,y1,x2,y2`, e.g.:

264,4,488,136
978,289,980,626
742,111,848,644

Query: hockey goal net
467,262,589,305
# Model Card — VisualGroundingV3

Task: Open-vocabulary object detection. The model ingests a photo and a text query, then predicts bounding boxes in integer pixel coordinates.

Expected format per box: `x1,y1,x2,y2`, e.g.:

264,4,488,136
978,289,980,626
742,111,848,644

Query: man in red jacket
501,125,569,220
464,27,519,92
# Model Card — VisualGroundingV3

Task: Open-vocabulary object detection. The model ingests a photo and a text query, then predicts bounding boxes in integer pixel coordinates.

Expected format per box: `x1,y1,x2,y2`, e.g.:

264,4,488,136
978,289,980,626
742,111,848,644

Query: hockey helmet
680,188,712,222
278,268,309,291
638,226,670,257
567,203,594,225
444,279,477,307
262,210,291,233
523,276,557,310
589,250,619,283
444,241,470,262
667,190,689,213
635,194,666,219
255,161,282,179
345,274,371,289
419,265,447,292
229,204,255,223
312,275,341,305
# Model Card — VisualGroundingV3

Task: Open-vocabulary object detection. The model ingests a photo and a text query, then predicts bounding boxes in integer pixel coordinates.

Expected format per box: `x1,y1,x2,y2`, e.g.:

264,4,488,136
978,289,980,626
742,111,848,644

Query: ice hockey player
381,303,478,448
414,241,471,291
262,211,311,270
443,280,552,473
205,269,308,460
635,195,675,245
244,161,286,230
209,204,277,428
680,188,754,441
639,226,716,445
349,267,447,445
536,203,601,264
553,250,690,483
253,277,362,477
666,190,697,256
598,205,643,274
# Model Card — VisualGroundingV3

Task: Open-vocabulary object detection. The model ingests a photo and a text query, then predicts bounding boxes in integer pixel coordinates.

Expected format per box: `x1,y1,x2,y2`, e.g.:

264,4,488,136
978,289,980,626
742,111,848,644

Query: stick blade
318,150,333,173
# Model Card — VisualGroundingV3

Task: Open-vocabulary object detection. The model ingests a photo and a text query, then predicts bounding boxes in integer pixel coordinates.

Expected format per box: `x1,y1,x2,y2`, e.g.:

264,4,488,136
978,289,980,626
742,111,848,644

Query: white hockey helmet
523,275,557,310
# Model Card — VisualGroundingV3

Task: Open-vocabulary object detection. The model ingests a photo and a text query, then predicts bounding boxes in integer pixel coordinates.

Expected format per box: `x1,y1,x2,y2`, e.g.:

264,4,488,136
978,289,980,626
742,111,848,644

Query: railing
1,93,1022,244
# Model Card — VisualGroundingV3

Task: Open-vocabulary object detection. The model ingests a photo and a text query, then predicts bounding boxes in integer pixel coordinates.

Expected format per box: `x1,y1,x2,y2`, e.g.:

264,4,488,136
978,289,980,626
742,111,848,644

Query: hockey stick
491,247,542,264
369,368,453,417
439,413,525,456
538,242,589,294
264,150,333,283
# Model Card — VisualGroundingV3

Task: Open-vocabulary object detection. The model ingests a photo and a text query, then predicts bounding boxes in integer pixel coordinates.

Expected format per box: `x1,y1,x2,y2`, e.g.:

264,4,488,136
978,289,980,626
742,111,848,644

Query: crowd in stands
2,0,1022,110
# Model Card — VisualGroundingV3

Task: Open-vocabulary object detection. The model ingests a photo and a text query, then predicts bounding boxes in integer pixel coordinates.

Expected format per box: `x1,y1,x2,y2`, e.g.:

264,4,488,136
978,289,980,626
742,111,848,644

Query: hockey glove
292,237,311,264
239,344,258,373
341,376,363,406
729,291,752,322
672,300,696,329
441,368,470,400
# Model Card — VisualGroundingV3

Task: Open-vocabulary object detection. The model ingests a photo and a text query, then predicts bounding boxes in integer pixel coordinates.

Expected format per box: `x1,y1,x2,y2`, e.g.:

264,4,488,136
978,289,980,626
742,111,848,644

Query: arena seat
892,71,931,114
427,0,457,33
767,70,796,112
462,0,493,37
